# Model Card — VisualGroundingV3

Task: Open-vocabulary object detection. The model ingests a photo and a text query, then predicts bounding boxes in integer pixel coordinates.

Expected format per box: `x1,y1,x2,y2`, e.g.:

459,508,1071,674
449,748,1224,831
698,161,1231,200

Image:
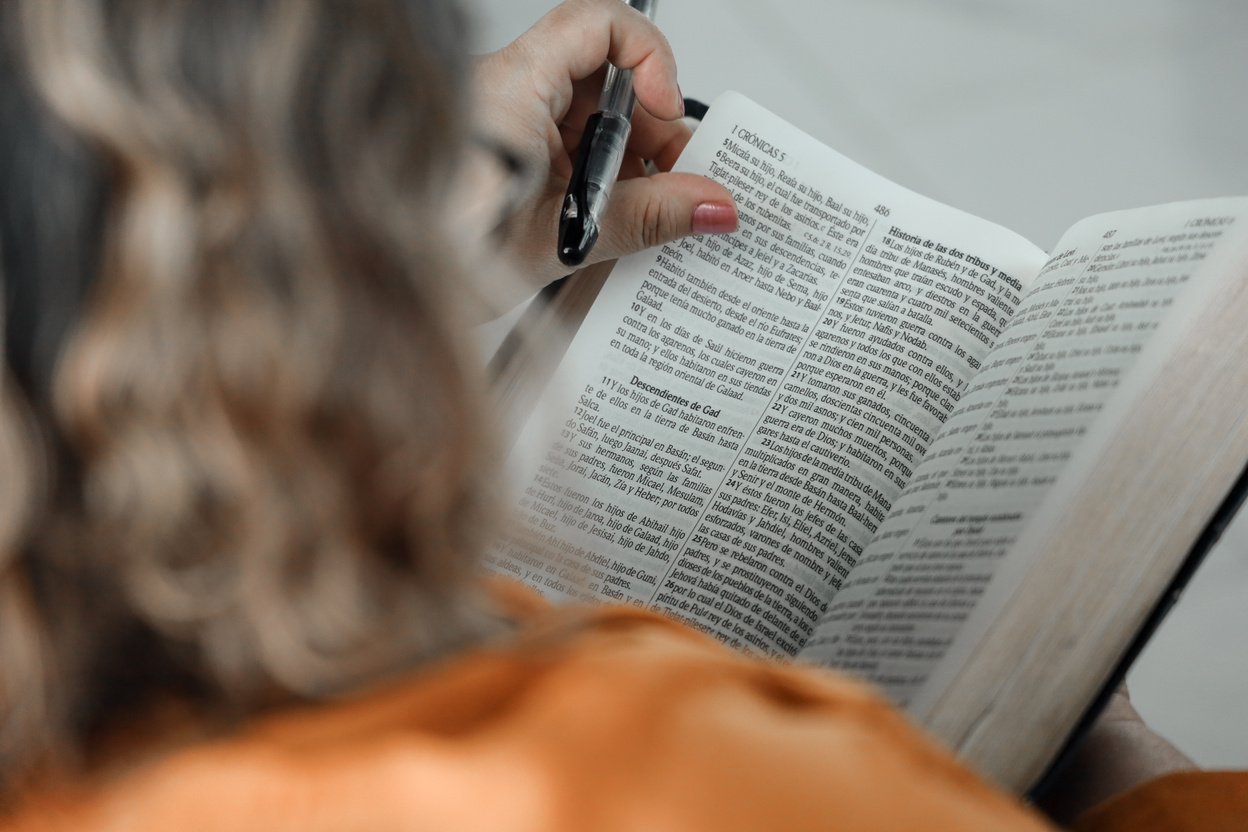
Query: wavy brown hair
0,0,500,789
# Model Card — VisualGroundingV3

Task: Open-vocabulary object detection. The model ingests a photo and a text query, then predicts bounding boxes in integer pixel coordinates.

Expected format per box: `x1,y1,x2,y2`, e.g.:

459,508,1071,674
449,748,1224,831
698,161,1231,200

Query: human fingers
584,171,737,266
557,113,691,179
515,0,684,124
560,93,693,174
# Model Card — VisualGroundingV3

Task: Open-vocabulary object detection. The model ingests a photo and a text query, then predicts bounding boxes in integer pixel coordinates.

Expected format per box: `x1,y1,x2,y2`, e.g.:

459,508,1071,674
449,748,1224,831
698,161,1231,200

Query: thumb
586,172,738,266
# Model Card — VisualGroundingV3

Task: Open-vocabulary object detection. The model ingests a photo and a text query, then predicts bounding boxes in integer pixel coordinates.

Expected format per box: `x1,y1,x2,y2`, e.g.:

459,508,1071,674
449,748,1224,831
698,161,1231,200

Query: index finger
517,0,684,123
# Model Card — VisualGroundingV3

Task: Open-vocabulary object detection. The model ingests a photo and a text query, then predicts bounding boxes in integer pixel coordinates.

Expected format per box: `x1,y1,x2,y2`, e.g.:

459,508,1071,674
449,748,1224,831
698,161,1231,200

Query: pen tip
558,243,590,269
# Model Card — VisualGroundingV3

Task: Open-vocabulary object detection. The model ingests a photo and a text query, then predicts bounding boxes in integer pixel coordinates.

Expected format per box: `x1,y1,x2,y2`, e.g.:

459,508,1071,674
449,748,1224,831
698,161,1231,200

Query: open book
488,92,1248,792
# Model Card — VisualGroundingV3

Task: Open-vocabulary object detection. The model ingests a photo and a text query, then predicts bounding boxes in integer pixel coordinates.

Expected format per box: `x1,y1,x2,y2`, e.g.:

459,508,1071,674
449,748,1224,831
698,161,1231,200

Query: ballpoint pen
557,0,659,268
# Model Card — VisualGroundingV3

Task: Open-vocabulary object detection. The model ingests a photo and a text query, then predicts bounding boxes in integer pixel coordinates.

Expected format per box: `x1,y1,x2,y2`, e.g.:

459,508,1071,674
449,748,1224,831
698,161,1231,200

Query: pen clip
558,111,606,267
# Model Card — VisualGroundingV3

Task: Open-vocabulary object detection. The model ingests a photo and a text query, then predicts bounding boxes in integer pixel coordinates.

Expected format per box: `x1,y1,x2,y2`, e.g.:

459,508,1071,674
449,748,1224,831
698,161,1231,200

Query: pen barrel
598,64,637,116
582,112,632,219
598,0,658,114
556,111,632,266
628,0,658,21
556,0,658,266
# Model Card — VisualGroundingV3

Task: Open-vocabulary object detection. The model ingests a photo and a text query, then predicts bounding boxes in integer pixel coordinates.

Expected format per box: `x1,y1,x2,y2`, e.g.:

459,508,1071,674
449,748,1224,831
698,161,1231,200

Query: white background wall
468,0,1248,767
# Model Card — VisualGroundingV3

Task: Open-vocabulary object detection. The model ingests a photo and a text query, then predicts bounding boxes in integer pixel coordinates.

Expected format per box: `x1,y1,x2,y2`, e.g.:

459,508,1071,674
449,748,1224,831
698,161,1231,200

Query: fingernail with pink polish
692,201,738,234
677,85,686,117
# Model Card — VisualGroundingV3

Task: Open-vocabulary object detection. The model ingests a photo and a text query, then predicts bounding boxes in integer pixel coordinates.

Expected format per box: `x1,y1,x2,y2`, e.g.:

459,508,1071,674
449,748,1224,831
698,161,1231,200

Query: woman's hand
469,0,738,292
1037,687,1196,825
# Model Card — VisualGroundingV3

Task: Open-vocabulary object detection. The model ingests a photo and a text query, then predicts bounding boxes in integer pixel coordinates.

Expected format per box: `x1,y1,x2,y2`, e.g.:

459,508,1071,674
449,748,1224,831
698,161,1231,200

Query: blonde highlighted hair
0,0,499,788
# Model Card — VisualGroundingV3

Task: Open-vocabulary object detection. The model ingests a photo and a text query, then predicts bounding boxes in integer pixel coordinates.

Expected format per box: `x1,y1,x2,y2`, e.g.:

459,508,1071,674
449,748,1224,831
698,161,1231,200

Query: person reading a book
0,0,1237,829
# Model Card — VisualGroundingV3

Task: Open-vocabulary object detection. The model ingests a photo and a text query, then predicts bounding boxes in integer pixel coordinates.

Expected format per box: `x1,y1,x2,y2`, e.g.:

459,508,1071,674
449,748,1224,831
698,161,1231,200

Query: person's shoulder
311,599,1050,831
3,601,1051,832
1073,771,1248,832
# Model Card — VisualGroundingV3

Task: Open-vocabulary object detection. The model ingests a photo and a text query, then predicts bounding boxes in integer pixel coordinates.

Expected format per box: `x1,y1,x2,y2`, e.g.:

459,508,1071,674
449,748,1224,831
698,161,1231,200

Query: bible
488,91,1248,792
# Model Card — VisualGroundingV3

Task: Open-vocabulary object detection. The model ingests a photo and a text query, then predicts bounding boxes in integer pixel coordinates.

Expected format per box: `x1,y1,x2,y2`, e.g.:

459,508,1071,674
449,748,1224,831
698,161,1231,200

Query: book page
490,92,1044,654
798,198,1248,705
